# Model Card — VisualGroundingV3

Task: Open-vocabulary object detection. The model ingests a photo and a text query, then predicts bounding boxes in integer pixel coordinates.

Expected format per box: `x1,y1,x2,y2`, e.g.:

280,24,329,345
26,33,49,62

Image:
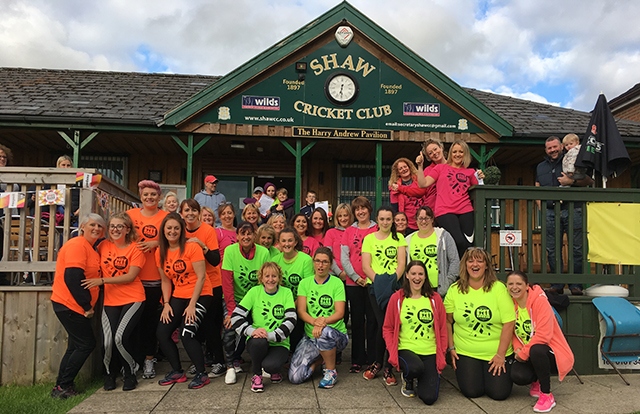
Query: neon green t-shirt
443,281,515,361
408,232,439,289
238,285,296,349
361,233,407,275
221,243,270,303
268,246,281,258
398,296,436,356
515,306,532,345
297,275,347,338
273,252,314,298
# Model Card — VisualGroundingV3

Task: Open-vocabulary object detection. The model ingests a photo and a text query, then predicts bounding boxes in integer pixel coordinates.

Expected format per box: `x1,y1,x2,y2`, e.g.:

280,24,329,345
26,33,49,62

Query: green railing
470,186,640,296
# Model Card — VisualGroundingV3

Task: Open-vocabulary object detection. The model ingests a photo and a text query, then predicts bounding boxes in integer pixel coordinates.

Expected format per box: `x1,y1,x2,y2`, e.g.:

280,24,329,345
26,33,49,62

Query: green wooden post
469,144,500,170
57,130,99,167
279,139,316,211
172,134,211,197
376,142,382,208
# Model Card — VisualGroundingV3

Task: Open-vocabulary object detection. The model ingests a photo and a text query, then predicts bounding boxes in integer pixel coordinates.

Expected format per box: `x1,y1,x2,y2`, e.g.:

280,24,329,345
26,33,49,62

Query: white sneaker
225,367,237,385
142,358,156,379
261,368,271,378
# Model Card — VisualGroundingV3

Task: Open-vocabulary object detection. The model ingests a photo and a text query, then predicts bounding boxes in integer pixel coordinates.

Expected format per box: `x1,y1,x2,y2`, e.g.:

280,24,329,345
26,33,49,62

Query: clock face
325,73,358,105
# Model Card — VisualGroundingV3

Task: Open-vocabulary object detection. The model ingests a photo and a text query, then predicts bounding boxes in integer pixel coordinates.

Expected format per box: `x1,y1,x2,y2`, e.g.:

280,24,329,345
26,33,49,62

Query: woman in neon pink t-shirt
416,139,483,258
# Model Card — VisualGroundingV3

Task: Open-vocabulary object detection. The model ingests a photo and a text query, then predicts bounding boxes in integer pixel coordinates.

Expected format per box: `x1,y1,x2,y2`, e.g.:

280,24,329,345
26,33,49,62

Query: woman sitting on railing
507,270,574,413
126,180,168,380
82,212,145,392
50,213,106,399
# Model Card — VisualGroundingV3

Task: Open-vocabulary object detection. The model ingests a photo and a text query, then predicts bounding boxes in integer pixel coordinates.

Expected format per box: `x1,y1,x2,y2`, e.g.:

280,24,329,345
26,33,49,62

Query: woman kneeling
383,260,447,404
231,262,296,393
289,247,348,388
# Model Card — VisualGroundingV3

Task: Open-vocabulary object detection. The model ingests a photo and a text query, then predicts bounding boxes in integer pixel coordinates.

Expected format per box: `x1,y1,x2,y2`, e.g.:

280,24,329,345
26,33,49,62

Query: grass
0,378,101,414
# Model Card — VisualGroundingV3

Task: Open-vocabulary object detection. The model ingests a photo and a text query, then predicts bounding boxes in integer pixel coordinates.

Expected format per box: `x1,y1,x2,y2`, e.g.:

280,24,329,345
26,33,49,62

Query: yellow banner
587,203,640,265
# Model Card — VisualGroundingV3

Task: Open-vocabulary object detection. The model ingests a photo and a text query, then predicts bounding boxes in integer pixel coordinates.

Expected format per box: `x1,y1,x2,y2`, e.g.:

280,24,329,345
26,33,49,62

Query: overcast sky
1,0,638,111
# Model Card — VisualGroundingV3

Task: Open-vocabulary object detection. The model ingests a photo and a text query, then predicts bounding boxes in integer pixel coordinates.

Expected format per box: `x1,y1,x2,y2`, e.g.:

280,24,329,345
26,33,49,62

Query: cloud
0,0,638,111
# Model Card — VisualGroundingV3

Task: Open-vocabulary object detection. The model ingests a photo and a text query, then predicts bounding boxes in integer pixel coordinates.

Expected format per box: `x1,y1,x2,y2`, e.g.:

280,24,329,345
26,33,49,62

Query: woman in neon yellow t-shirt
361,206,407,384
231,262,296,393
443,247,515,400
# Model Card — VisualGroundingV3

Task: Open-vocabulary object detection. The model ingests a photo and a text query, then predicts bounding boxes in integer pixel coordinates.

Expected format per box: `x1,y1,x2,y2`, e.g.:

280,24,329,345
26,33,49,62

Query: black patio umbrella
575,93,631,180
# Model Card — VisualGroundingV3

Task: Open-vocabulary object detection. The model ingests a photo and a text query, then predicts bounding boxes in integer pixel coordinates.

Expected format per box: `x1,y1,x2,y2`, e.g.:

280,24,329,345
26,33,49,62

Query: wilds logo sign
242,95,281,111
403,102,440,117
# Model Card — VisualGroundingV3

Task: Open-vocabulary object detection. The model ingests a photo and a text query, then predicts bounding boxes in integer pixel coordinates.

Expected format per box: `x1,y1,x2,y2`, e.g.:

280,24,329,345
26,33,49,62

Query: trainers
122,376,137,391
188,372,211,389
401,377,416,398
208,363,226,378
225,367,237,384
251,374,264,393
261,368,271,378
533,392,556,413
270,372,283,383
383,367,397,386
50,385,78,399
187,364,197,376
142,358,157,379
318,369,338,389
363,362,381,380
349,363,362,373
233,360,244,373
103,375,116,391
158,370,187,386
530,380,541,398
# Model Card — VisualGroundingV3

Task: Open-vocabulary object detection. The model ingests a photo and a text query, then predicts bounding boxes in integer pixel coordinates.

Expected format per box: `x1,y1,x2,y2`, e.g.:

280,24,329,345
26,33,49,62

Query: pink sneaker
533,392,556,413
529,380,541,398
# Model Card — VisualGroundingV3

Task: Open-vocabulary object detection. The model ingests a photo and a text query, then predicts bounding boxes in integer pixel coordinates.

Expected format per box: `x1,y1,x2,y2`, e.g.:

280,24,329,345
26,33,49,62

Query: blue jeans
545,207,583,291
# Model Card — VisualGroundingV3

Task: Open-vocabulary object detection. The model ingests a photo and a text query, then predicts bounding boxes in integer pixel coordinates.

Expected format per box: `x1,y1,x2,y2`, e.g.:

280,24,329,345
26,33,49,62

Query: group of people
49,136,578,413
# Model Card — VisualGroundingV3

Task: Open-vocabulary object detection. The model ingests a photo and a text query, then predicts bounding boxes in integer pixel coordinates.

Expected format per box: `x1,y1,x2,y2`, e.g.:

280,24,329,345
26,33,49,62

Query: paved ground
68,347,640,414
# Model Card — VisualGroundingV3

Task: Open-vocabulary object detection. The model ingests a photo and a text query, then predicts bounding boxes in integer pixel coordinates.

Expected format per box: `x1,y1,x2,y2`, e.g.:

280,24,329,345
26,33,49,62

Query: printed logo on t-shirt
403,302,434,340
423,244,437,258
516,318,532,343
373,244,398,273
172,260,187,274
141,225,158,240
289,273,301,286
417,308,434,324
447,170,471,194
113,256,129,270
308,290,335,318
248,270,258,283
272,304,285,320
302,246,311,255
462,301,494,336
237,264,259,292
352,234,364,257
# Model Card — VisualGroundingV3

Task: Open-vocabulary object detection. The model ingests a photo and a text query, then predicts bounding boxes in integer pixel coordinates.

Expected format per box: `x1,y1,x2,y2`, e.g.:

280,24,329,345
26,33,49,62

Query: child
270,188,295,222
560,133,582,187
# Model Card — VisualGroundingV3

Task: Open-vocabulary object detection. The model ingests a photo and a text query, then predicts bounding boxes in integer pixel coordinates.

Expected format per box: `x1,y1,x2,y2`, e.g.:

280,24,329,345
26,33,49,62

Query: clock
325,73,359,105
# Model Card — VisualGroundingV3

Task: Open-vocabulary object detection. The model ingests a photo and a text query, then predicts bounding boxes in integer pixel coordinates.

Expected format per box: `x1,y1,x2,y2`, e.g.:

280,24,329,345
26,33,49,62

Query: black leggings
398,350,439,405
102,302,144,378
157,296,212,373
436,212,474,258
455,354,513,400
346,285,376,366
196,286,224,364
54,308,97,388
138,285,162,358
510,344,558,394
246,337,289,376
368,286,389,369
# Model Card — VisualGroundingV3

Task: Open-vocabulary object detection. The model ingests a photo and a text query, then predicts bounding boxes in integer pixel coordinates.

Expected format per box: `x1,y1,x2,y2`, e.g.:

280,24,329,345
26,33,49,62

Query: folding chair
552,308,584,384
592,297,640,385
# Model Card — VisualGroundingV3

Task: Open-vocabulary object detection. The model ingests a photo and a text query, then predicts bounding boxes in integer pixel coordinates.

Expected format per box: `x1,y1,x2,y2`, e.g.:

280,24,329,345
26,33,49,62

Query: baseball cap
204,175,218,183
253,186,264,193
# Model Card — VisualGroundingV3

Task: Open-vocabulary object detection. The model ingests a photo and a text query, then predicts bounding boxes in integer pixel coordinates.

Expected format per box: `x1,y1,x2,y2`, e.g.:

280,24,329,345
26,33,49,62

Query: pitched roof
0,66,639,140
608,83,640,114
0,67,219,125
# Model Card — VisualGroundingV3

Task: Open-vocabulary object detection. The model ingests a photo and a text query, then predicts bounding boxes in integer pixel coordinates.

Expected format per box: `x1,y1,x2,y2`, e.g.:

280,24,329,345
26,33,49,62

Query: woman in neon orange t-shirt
126,180,167,379
180,198,225,377
155,212,213,390
83,212,145,392
50,213,106,399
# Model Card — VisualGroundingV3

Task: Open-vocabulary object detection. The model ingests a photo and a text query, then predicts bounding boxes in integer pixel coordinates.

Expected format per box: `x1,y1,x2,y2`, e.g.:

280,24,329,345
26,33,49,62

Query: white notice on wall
499,230,522,247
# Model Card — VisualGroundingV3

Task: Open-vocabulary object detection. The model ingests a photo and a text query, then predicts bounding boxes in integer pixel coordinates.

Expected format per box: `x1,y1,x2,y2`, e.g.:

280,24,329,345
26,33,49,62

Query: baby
560,133,582,187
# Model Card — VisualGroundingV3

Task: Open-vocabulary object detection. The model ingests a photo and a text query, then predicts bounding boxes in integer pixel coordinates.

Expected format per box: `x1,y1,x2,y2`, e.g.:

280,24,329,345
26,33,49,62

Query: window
338,164,391,209
80,155,127,186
